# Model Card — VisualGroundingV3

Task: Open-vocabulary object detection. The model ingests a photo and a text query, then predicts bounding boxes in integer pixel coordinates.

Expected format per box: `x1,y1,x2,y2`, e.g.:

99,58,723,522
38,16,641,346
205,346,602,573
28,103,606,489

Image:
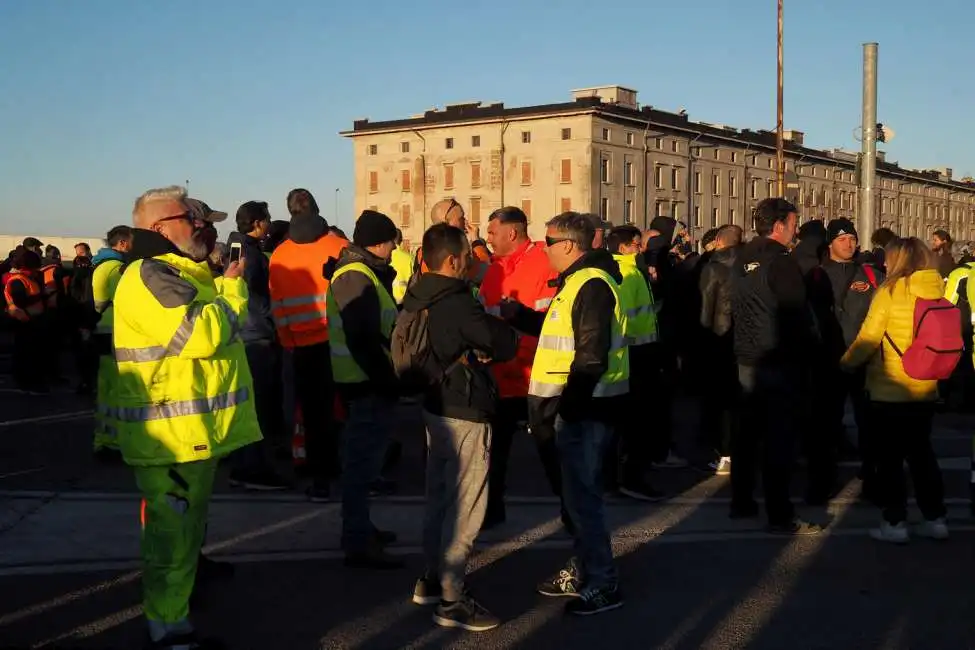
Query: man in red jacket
478,206,570,531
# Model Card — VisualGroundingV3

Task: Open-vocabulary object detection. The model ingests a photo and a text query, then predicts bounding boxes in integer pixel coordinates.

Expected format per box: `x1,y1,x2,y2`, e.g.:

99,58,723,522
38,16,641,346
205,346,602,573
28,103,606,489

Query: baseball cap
185,198,228,223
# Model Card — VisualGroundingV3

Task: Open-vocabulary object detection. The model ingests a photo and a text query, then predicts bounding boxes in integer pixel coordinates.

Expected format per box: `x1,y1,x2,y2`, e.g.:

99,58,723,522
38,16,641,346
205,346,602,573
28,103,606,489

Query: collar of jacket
126,229,213,284
556,249,623,289
92,247,125,266
612,252,639,269
331,244,395,282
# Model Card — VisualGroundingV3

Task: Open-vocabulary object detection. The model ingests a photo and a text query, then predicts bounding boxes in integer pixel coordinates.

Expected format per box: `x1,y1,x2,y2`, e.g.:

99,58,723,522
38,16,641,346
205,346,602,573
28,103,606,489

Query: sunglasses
545,236,573,247
157,213,204,227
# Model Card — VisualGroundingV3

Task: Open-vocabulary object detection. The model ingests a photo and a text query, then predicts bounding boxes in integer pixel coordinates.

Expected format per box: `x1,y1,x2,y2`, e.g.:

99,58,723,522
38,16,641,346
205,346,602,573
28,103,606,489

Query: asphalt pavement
2,347,975,649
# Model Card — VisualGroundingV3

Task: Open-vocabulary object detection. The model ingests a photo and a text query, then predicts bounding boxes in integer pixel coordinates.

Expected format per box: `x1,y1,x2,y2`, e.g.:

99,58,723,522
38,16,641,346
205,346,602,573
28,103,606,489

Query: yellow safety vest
944,262,975,307
612,253,658,346
92,258,124,334
111,253,261,466
327,262,398,384
528,266,629,399
390,248,413,304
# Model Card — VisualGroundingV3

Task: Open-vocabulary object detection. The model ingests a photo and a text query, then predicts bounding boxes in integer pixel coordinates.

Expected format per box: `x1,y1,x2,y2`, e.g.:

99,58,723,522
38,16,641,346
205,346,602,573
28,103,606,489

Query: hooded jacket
700,245,739,339
326,245,399,399
402,273,519,422
807,257,883,360
511,249,627,425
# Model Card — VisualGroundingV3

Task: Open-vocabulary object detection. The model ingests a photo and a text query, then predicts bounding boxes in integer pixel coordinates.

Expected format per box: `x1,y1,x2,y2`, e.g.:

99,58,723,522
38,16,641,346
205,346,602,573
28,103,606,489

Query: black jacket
700,246,739,339
512,250,626,426
807,258,883,360
733,237,816,368
240,234,275,343
327,245,399,399
402,273,518,423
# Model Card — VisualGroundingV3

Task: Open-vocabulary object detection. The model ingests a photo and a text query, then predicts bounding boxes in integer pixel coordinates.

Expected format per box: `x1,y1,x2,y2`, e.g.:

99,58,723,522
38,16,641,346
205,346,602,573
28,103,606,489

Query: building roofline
343,97,975,194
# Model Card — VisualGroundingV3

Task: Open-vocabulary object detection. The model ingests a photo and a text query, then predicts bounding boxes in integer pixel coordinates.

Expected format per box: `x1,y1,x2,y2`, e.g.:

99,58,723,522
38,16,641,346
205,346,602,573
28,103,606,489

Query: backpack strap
883,331,904,357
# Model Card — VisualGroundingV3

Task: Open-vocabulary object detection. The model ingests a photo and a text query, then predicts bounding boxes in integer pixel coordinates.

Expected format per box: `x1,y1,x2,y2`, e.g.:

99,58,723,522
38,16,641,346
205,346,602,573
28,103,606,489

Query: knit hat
353,210,397,247
827,218,858,244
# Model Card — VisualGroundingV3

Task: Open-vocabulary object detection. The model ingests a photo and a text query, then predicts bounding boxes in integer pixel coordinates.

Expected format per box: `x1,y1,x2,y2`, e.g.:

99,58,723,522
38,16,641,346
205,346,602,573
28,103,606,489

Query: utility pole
776,0,785,196
859,43,878,246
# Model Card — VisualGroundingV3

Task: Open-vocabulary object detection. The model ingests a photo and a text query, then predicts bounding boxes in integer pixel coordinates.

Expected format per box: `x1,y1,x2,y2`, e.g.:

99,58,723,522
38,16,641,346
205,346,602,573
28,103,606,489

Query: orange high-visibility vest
40,264,58,308
268,233,349,348
3,272,44,322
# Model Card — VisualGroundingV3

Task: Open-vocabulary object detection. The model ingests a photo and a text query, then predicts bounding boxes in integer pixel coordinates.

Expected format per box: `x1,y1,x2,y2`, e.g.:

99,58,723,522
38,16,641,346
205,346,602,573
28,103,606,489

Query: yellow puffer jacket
840,269,945,402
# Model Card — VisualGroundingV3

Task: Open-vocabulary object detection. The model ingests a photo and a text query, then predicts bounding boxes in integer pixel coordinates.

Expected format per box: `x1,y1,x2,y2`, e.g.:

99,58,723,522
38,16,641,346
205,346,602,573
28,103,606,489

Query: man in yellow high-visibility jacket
502,211,628,616
113,185,261,650
390,228,413,305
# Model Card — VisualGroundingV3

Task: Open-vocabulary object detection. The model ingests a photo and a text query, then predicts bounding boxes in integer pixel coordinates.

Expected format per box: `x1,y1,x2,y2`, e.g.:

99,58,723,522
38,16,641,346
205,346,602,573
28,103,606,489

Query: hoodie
510,249,627,426
288,213,330,245
92,248,125,266
326,245,399,399
402,273,519,422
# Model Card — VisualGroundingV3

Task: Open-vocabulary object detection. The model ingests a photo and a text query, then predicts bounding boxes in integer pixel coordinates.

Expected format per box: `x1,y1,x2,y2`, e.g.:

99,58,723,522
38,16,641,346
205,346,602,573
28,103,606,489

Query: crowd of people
2,187,973,648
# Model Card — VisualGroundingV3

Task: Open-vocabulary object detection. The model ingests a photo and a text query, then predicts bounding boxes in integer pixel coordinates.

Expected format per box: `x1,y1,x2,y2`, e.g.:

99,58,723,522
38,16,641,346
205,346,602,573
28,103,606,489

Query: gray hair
132,185,187,227
546,211,594,252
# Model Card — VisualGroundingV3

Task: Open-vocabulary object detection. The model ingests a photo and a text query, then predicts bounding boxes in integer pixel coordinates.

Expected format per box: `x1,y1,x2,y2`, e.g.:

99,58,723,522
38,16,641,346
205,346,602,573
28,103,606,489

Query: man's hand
224,257,246,280
498,297,524,320
465,221,480,242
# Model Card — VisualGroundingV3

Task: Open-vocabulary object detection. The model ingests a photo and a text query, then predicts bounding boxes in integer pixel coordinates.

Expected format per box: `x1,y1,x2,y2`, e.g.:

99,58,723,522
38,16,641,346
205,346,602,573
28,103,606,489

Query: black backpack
390,307,465,395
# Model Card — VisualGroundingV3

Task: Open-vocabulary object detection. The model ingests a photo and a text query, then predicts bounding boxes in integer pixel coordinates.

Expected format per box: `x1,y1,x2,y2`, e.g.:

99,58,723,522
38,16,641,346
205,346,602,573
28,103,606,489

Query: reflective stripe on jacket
326,262,398,384
111,253,262,466
92,259,124,334
268,234,349,348
613,253,658,346
528,266,629,399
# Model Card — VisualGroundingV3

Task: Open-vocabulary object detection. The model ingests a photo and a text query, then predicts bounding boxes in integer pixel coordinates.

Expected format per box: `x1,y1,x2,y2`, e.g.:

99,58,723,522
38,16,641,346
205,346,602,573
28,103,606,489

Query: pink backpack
885,297,964,380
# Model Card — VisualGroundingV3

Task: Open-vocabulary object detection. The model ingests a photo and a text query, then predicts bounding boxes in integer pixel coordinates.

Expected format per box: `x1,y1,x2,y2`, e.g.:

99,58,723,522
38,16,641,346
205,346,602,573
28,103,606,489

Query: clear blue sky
1,0,971,239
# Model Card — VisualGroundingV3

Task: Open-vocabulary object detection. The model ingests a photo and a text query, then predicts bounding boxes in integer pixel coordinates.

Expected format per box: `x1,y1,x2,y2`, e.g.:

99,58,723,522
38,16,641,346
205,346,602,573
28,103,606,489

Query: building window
729,152,737,163
444,165,454,189
694,171,702,194
713,149,720,160
655,137,663,149
656,201,667,217
561,197,572,212
600,197,609,218
729,171,737,197
729,208,736,225
400,142,410,154
521,161,532,185
401,169,411,192
810,184,817,206
768,158,775,169
626,132,634,146
624,160,633,186
561,128,571,140
601,128,610,141
600,158,610,184
750,178,758,199
671,168,679,189
470,197,481,224
521,131,531,144
471,162,481,188
711,207,719,228
368,171,378,193
561,159,572,183
471,135,481,147
522,199,532,220
671,140,679,153
654,166,663,189
445,138,454,150
712,172,720,196
748,155,757,166
768,180,775,197
694,206,701,227
368,144,378,156
400,203,411,227
692,146,701,157
624,200,633,223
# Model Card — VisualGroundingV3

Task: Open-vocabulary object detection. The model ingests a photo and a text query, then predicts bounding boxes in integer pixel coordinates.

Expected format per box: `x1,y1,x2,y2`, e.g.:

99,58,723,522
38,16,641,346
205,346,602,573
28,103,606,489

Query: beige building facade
343,86,975,248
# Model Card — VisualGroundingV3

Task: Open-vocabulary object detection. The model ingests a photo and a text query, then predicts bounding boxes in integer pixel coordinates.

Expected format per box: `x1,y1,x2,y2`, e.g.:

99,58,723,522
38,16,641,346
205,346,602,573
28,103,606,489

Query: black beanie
827,218,858,244
353,210,397,248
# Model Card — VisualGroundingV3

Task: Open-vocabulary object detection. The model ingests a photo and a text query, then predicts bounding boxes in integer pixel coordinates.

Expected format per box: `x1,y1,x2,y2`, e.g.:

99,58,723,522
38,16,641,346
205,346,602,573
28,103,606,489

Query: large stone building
342,85,975,247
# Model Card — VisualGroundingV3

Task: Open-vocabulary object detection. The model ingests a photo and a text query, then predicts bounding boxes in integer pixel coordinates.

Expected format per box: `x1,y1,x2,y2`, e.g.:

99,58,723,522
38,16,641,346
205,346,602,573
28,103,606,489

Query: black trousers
700,350,738,458
618,359,654,482
487,397,563,518
292,341,338,480
12,320,46,391
871,401,946,524
732,364,805,525
234,340,287,473
806,366,871,498
644,344,677,463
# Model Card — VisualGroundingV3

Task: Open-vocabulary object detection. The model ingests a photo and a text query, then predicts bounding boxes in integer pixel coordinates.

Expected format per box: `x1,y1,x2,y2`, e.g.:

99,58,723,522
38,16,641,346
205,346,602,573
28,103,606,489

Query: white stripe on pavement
0,410,94,428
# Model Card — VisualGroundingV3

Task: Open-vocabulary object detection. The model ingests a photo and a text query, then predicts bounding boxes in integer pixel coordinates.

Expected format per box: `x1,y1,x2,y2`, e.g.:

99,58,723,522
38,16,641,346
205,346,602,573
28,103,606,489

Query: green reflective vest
327,262,398,384
111,253,261,466
612,253,658,346
92,258,124,334
528,266,629,399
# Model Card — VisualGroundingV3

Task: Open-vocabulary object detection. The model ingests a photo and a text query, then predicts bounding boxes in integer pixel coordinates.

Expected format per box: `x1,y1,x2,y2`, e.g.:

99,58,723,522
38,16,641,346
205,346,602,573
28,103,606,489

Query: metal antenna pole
859,43,878,245
776,0,785,196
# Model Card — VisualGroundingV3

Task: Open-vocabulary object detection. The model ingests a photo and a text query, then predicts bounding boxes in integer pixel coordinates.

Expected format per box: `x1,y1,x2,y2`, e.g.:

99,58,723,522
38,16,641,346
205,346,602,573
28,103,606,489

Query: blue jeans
555,417,617,591
341,393,395,552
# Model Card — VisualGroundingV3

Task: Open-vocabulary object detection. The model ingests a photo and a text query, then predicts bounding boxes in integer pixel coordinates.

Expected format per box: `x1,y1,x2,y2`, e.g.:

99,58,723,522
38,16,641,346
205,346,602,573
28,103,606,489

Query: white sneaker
870,521,909,544
653,452,689,469
913,517,949,540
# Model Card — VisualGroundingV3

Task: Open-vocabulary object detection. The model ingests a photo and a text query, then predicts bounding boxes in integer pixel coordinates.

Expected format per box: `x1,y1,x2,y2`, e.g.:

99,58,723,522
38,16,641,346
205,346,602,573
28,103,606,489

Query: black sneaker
229,469,290,491
306,480,331,503
412,573,442,605
565,585,623,616
536,560,582,598
433,594,500,632
767,518,823,536
618,479,666,502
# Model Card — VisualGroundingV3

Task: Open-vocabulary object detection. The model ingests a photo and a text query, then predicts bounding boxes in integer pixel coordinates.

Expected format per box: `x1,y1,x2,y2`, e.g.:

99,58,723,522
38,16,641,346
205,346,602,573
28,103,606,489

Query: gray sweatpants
422,411,491,602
